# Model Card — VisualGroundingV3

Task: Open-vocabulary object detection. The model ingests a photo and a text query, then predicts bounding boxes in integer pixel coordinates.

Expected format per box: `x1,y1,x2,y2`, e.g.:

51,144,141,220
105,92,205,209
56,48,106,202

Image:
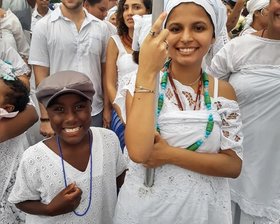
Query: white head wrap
164,0,227,38
105,5,118,21
132,0,229,69
245,0,269,27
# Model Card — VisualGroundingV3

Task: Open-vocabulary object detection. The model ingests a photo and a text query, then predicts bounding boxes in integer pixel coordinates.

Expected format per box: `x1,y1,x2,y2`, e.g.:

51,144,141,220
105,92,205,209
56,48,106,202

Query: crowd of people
0,0,279,223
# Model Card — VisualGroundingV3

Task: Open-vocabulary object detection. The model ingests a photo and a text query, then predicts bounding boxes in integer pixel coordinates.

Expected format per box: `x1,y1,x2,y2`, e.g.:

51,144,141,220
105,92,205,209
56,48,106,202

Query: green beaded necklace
157,59,214,151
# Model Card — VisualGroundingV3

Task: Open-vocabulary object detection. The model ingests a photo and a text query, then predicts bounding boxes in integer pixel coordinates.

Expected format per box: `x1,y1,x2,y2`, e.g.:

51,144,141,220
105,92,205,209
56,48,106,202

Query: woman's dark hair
84,0,103,6
3,78,29,112
116,0,152,36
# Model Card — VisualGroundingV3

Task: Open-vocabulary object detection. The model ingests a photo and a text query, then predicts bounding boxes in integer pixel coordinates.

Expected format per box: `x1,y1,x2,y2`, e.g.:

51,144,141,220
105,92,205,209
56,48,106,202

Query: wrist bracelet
40,118,50,122
134,85,155,94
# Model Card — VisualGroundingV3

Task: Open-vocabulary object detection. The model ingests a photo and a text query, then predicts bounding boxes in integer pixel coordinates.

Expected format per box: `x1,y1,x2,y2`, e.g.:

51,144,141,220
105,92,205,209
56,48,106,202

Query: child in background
0,61,32,224
9,71,127,224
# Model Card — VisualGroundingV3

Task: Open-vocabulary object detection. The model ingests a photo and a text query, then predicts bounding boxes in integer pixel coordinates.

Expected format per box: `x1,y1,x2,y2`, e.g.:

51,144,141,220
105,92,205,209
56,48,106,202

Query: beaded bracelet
134,85,155,94
40,118,50,122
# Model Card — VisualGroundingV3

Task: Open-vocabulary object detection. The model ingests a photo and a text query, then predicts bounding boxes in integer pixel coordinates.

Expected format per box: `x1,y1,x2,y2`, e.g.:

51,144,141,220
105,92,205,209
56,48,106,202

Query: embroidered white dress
0,133,28,224
113,73,243,224
210,34,280,223
8,127,127,224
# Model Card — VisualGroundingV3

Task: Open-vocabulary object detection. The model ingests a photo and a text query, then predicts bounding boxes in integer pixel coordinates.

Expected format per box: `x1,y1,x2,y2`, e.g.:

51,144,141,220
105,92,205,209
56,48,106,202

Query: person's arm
125,13,169,163
102,62,112,128
104,37,125,121
226,0,245,32
0,104,38,143
33,65,54,137
16,183,82,216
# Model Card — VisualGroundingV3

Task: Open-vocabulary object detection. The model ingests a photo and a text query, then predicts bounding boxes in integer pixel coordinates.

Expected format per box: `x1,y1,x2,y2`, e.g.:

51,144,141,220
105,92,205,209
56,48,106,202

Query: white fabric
210,34,280,223
105,5,117,21
0,108,18,119
0,43,30,76
111,35,138,118
0,9,30,57
28,6,110,116
239,26,257,36
0,133,29,223
2,0,32,31
104,20,118,36
113,72,243,224
245,0,269,27
8,127,127,224
164,0,227,38
31,7,51,32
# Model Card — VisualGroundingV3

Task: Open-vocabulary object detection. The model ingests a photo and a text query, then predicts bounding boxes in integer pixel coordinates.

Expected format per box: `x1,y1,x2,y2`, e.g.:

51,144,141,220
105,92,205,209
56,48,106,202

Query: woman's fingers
148,12,167,38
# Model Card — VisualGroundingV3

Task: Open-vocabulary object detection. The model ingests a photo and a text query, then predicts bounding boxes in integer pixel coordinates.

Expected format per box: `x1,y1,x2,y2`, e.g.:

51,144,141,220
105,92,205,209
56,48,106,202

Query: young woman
8,71,127,224
113,0,243,223
105,0,152,150
211,0,280,222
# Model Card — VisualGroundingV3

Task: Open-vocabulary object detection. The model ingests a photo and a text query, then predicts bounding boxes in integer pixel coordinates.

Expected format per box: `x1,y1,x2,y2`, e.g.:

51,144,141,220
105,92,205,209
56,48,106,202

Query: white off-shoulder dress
113,73,243,224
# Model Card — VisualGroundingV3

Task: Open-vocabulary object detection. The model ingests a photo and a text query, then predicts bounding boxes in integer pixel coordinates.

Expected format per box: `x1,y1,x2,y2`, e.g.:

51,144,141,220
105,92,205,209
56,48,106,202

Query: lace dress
0,133,29,224
8,127,127,224
113,74,243,224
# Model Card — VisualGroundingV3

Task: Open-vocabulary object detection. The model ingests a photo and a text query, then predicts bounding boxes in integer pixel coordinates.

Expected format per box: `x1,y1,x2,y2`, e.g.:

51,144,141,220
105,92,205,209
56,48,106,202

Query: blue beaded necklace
56,130,93,216
157,59,214,151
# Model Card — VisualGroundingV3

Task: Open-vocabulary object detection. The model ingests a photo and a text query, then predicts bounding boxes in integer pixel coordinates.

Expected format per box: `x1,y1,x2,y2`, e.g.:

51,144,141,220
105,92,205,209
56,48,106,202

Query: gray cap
36,70,95,108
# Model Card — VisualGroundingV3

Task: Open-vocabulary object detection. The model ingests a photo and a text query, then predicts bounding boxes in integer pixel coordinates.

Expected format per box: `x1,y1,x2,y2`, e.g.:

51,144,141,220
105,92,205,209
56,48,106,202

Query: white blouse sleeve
215,98,243,159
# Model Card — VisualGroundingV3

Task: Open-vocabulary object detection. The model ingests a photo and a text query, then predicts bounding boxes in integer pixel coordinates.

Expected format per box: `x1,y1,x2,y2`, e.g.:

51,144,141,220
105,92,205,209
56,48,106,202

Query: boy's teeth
64,127,80,133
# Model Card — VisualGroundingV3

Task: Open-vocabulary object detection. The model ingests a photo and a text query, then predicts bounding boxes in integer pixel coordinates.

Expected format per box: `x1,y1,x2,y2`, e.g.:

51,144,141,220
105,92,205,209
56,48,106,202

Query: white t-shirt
9,127,127,224
29,6,110,116
210,34,280,222
0,9,30,57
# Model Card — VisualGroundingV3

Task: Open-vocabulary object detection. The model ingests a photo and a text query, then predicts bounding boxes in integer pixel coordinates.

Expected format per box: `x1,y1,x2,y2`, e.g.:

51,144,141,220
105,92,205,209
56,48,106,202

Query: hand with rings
139,12,170,75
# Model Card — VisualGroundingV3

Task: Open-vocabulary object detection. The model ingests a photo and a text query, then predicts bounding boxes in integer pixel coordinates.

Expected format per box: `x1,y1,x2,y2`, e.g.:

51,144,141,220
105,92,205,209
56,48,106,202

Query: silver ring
149,30,156,37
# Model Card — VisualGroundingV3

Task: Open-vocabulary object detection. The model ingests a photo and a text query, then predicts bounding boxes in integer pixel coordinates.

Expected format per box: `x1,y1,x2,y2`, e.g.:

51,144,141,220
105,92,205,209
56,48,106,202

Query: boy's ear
3,104,15,113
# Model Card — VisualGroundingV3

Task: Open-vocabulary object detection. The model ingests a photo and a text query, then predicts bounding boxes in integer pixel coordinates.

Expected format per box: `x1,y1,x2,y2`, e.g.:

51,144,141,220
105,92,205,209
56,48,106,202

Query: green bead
187,142,199,151
206,120,214,132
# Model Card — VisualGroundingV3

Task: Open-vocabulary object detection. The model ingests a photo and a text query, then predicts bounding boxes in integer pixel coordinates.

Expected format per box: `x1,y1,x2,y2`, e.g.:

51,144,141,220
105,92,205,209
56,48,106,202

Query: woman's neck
170,60,202,86
265,26,280,40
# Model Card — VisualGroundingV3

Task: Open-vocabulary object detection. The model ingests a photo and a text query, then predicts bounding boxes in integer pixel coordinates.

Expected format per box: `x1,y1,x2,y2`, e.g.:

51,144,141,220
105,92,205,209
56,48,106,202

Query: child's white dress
9,127,127,224
0,110,28,223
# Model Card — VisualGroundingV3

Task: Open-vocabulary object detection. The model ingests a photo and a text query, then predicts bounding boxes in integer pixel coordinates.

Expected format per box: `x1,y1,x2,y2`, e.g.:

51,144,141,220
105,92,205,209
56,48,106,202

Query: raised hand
138,12,169,76
47,183,82,216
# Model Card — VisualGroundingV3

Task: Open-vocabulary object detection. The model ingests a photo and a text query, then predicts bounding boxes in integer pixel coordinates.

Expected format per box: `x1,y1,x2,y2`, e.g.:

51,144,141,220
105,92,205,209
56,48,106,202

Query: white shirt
31,7,51,32
210,34,280,222
0,9,30,57
29,6,110,116
9,127,127,224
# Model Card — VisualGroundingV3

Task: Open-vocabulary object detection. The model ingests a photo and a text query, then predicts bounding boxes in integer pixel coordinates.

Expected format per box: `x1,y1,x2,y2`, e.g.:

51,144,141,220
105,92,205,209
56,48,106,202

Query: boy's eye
75,104,86,110
53,106,64,112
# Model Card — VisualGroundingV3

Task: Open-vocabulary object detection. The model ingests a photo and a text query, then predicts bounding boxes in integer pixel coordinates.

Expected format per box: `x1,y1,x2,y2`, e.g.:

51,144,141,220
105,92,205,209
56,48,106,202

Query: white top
104,20,117,36
0,43,30,75
239,26,257,36
31,7,51,32
28,6,110,116
9,127,127,224
113,73,243,224
0,133,29,201
210,34,280,222
111,35,138,112
0,9,30,57
0,108,18,119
